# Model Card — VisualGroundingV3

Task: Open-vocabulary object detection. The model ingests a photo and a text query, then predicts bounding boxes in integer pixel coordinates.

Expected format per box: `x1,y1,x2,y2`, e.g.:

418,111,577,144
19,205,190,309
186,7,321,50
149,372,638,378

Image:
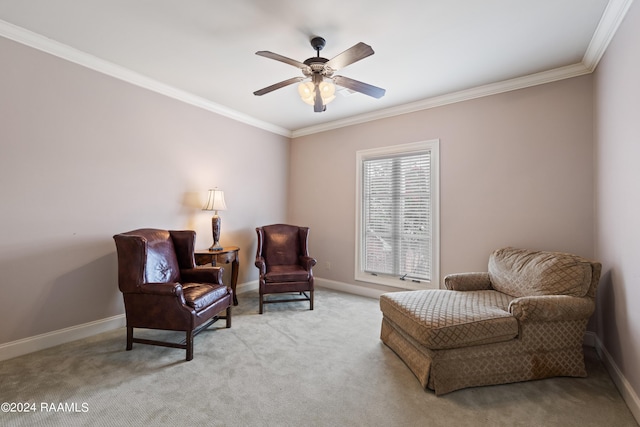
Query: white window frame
355,140,440,290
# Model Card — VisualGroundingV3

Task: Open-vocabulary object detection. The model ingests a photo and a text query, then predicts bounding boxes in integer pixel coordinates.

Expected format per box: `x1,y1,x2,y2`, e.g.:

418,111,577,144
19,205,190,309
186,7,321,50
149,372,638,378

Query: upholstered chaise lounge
379,247,601,395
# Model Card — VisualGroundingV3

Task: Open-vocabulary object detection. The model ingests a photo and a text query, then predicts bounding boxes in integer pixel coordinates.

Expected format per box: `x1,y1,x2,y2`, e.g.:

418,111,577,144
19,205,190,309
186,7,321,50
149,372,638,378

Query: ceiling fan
253,37,386,113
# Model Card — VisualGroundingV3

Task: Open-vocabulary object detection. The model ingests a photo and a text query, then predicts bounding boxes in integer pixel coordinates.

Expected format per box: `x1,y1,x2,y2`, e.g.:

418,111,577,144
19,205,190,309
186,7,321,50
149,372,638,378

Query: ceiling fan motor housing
304,37,332,77
310,36,326,52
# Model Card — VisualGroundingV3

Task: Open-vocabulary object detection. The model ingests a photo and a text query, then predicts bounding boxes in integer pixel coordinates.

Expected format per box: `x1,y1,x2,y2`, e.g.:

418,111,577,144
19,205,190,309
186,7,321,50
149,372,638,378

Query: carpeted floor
0,288,637,427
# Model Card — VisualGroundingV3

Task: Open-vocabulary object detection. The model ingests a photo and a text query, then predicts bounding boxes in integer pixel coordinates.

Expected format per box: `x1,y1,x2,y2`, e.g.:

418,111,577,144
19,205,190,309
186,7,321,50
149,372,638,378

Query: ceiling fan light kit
298,80,336,106
254,36,385,113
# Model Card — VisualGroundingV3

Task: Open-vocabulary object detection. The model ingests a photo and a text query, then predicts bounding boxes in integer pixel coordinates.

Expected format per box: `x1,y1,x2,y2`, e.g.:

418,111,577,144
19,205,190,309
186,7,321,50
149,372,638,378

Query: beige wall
594,0,640,408
2,9,638,409
290,76,595,294
0,37,289,345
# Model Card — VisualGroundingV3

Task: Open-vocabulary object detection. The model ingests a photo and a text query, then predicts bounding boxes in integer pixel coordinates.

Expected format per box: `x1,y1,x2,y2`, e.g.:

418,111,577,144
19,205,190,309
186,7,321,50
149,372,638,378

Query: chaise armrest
299,256,317,271
444,272,492,291
180,267,224,285
509,295,595,322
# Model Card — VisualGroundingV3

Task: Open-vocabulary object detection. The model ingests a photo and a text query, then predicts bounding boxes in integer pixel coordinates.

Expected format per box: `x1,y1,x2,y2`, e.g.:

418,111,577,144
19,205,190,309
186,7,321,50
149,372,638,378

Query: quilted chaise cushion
380,290,518,350
488,247,592,298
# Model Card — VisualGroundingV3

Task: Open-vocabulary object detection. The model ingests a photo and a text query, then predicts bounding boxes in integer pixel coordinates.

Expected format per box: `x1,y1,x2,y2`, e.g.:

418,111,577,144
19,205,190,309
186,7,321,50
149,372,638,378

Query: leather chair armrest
444,272,492,291
139,282,187,305
128,283,191,313
299,256,317,271
255,257,266,275
140,282,183,296
180,267,224,285
509,295,595,322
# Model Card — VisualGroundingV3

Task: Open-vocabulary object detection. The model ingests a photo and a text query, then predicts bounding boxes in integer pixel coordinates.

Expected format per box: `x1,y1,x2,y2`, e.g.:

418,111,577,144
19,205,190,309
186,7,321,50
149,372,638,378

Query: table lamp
202,188,227,251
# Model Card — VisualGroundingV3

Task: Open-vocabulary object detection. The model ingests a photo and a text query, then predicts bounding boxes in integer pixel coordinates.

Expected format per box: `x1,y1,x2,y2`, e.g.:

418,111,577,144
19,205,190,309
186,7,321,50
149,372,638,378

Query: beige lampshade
202,188,227,213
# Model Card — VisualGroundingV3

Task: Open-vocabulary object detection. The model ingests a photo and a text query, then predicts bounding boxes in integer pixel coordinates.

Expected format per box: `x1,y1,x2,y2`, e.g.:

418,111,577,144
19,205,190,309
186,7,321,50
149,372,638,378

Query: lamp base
210,215,222,251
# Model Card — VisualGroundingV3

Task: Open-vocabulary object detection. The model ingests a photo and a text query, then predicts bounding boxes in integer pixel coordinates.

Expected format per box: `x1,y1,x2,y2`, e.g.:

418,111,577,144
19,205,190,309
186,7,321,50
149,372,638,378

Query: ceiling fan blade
325,42,374,71
333,75,386,99
253,77,305,96
314,84,324,112
255,51,310,71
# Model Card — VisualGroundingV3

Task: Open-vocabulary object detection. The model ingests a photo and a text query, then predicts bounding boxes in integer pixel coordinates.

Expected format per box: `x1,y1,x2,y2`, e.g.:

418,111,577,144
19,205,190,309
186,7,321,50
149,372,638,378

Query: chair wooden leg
126,326,133,351
259,294,264,314
226,306,232,328
310,290,314,310
186,330,194,361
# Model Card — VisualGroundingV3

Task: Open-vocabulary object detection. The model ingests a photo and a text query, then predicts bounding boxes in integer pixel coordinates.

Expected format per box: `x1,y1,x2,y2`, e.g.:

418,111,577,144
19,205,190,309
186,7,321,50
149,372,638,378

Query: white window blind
356,140,439,289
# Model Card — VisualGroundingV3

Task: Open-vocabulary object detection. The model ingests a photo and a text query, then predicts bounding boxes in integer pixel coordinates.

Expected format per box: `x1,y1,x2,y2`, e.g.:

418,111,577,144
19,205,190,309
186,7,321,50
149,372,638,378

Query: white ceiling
0,1,632,137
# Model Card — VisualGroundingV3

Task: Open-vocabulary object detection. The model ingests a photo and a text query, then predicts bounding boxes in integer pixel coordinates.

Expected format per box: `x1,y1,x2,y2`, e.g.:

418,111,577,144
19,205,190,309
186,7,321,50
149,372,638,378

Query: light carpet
0,288,637,427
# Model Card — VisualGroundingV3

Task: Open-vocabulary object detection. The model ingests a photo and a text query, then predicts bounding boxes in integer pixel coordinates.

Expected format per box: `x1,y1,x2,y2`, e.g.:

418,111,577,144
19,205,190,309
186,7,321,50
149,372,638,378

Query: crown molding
0,19,292,138
291,63,591,138
583,0,635,71
290,0,634,138
1,0,633,140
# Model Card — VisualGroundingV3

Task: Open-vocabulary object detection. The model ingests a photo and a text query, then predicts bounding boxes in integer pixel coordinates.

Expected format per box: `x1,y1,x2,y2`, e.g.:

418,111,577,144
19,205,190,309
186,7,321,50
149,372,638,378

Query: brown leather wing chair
255,224,317,314
113,228,232,361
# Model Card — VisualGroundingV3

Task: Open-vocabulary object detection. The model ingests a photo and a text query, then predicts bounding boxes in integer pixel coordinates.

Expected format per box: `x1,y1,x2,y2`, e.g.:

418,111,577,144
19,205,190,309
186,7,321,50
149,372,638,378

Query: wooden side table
194,246,239,306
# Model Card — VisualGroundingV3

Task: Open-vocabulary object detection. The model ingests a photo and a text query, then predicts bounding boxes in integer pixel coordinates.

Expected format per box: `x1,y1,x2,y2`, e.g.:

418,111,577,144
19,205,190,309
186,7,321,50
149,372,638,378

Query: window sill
354,272,438,290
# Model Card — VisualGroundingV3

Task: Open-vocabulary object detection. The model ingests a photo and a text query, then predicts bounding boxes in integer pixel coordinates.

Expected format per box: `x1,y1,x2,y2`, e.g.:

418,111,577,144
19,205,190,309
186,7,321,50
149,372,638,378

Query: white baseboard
583,330,597,347
587,331,640,424
315,277,387,299
236,279,258,295
3,279,638,426
237,278,383,299
237,277,382,299
0,280,260,363
320,278,640,424
0,314,126,362
0,279,376,364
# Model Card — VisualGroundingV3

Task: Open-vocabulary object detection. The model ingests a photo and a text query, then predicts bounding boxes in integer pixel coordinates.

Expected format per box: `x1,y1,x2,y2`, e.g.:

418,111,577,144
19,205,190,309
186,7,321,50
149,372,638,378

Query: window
355,140,439,289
